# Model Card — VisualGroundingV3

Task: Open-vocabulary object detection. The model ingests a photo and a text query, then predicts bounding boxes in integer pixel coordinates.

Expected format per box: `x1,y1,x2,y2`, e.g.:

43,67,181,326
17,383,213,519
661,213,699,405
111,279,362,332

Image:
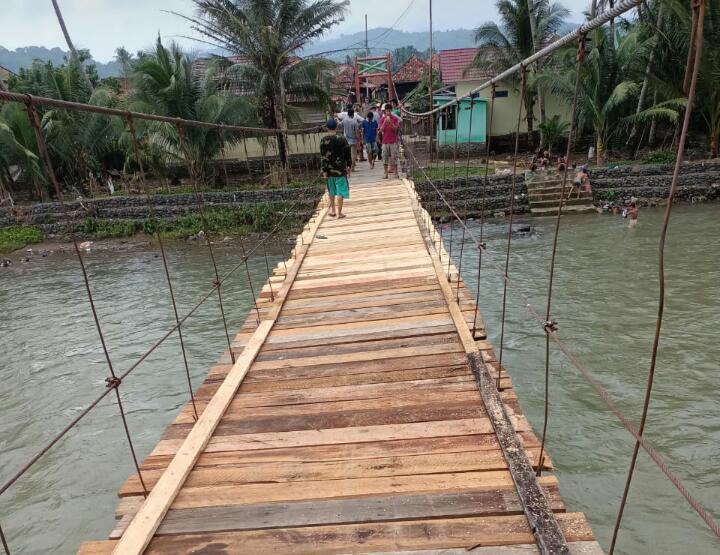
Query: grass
0,226,43,253
150,177,324,196
411,165,489,181
71,203,306,242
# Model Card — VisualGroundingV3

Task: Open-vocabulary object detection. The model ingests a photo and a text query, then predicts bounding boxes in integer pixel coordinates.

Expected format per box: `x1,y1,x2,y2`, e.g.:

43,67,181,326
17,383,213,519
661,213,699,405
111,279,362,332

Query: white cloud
2,0,593,62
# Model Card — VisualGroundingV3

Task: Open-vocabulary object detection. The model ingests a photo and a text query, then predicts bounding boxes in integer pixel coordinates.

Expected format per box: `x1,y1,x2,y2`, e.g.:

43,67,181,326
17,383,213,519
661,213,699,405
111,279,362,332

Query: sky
3,0,592,62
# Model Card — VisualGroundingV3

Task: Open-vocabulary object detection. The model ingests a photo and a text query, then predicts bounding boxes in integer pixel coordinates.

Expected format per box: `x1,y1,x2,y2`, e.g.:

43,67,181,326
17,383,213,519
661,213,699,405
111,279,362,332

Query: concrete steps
526,175,595,217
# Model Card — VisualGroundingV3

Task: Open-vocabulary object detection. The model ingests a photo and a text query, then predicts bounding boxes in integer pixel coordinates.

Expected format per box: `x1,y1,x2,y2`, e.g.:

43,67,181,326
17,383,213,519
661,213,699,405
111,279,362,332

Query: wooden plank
111,203,330,554
402,178,572,555
156,487,565,535
78,513,593,555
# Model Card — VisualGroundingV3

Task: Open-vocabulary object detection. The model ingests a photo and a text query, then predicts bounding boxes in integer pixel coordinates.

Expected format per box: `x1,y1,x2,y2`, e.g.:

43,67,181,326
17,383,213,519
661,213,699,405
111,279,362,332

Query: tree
537,115,569,156
539,26,681,165
0,104,44,201
403,69,442,113
128,37,253,184
391,45,422,71
470,0,568,147
50,0,94,91
185,0,349,168
5,59,122,195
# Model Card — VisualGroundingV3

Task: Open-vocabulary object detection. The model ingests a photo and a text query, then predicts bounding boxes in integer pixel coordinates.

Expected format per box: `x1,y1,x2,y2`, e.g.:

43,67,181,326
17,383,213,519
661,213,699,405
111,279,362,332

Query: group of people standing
319,100,403,218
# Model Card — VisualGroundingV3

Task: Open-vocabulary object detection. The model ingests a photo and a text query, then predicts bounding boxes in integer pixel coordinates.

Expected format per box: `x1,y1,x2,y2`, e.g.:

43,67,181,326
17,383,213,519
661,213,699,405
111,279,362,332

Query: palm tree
537,115,569,156
50,0,94,91
7,59,120,193
470,0,568,147
539,26,681,165
0,104,44,200
128,37,253,184
182,0,349,167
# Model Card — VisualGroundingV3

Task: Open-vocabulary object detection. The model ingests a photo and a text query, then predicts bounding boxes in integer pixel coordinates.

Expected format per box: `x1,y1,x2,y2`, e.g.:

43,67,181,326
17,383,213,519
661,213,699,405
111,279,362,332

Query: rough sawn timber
78,163,602,554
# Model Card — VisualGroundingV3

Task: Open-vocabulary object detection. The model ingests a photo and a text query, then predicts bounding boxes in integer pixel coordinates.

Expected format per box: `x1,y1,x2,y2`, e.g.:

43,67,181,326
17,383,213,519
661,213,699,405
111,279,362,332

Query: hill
0,46,122,78
303,28,477,61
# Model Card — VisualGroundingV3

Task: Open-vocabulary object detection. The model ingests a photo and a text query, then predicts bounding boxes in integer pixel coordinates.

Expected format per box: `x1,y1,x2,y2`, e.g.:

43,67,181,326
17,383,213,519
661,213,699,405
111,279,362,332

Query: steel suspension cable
610,1,713,550
24,99,149,496
176,124,236,364
446,105,461,281
455,95,475,303
0,523,9,555
536,36,587,477
400,0,647,119
127,114,199,421
497,67,527,390
0,184,309,509
398,35,719,542
403,128,720,540
473,85,496,336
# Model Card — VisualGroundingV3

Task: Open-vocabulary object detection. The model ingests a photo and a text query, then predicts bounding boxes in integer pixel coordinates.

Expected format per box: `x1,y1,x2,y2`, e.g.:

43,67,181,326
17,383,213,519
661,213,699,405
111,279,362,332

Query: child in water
627,202,638,228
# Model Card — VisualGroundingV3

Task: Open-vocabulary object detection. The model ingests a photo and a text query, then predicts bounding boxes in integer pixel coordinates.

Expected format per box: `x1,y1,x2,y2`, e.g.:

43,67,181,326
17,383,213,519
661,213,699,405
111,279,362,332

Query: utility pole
365,14,370,104
365,14,369,57
428,0,434,158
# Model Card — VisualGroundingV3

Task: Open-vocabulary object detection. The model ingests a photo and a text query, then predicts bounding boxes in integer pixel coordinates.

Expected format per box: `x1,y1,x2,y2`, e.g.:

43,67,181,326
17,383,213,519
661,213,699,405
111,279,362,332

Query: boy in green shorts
320,118,352,218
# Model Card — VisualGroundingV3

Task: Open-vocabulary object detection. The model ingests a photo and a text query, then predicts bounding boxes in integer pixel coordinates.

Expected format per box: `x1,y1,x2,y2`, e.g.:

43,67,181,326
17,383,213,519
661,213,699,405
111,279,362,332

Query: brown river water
0,204,718,554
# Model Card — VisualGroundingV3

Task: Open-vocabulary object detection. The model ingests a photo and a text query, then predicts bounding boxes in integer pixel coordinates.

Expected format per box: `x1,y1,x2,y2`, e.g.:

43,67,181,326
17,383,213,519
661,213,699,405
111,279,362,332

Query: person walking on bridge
379,103,401,179
341,108,361,171
362,111,379,169
321,118,352,218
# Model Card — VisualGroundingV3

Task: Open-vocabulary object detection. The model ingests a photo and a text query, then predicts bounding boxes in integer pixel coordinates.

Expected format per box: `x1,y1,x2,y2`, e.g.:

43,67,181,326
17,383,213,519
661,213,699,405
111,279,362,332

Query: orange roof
393,55,428,83
438,48,490,84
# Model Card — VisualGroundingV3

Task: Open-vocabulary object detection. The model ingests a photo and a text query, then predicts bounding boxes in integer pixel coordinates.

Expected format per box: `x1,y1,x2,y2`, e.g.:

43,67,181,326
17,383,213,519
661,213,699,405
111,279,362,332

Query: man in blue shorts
320,118,352,218
361,112,379,168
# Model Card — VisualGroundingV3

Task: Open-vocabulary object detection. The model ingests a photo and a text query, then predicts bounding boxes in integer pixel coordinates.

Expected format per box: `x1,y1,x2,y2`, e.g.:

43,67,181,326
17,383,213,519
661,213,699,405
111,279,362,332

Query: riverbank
413,160,720,218
0,185,324,253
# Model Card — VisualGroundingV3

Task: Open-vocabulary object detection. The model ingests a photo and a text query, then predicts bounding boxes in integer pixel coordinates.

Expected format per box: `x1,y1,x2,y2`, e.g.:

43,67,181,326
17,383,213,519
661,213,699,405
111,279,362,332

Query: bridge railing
0,90,324,554
400,0,719,551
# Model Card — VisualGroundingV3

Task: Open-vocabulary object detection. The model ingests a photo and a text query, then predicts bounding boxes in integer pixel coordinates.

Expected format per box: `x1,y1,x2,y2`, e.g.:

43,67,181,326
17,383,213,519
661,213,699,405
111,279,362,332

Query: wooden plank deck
78,164,602,555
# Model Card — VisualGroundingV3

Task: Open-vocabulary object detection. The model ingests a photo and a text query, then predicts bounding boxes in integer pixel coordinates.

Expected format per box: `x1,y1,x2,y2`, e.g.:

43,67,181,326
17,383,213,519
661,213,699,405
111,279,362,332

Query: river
0,204,718,554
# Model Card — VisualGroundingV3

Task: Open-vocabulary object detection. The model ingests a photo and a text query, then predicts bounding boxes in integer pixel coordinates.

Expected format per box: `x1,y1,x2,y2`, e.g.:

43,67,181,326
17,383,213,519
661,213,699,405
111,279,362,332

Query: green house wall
433,96,487,146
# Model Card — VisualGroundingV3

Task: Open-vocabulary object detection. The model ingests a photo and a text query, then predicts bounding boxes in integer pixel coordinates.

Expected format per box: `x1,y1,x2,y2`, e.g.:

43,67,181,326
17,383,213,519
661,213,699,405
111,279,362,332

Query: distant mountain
0,46,122,78
303,28,477,61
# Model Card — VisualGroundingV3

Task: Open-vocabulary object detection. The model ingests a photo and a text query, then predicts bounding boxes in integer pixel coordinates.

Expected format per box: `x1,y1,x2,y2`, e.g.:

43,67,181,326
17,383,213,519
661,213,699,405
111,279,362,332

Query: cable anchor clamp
543,320,558,333
479,242,487,251
105,376,122,389
213,279,221,289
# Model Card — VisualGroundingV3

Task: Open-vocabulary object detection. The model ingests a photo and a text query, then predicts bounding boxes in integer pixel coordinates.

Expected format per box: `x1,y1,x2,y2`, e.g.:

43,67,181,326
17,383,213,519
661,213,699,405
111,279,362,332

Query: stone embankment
0,186,323,233
414,160,720,218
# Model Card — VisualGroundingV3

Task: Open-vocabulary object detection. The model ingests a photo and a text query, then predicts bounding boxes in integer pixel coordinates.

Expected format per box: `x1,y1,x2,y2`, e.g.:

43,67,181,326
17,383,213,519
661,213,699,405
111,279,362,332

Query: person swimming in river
627,202,638,228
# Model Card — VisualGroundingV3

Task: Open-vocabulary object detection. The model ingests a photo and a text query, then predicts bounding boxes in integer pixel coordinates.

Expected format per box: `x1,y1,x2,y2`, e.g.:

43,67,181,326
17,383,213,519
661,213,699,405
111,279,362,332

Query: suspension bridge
70,163,599,554
1,0,719,554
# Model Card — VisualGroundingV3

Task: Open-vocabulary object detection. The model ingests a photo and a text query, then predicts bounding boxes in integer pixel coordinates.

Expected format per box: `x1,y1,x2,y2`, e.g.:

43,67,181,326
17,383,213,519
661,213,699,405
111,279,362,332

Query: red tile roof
438,48,490,84
393,55,428,83
334,64,355,88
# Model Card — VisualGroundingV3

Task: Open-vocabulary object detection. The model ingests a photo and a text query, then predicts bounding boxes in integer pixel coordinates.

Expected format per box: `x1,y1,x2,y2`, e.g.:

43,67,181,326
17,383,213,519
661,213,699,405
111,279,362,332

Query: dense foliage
470,0,719,161
0,0,346,202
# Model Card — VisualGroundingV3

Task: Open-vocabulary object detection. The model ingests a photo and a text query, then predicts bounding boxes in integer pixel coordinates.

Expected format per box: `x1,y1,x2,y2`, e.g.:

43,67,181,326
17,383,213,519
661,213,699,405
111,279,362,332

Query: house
437,48,570,138
432,94,487,147
392,55,429,99
0,65,15,90
191,55,325,159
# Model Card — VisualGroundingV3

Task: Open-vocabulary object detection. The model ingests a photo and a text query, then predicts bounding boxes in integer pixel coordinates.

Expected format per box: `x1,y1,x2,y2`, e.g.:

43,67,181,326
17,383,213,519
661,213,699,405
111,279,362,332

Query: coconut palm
128,37,253,184
50,0,94,91
537,115,569,156
470,0,569,146
6,59,121,193
183,0,349,166
657,0,720,157
0,104,45,201
538,26,682,165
